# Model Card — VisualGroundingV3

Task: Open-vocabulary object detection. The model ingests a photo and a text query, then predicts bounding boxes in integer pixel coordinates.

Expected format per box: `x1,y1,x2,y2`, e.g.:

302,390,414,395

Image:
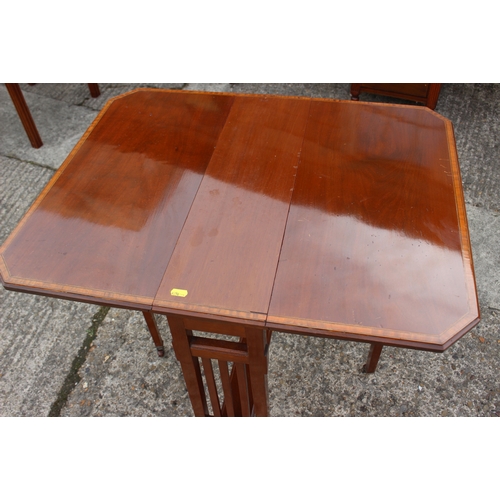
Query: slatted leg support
5,83,43,148
142,311,165,357
166,313,271,417
363,343,383,373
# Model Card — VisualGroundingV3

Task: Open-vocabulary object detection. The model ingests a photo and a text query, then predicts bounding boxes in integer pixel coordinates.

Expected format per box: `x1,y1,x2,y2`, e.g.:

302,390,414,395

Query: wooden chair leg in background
5,83,43,148
87,84,100,98
426,84,442,110
6,83,100,148
363,343,384,373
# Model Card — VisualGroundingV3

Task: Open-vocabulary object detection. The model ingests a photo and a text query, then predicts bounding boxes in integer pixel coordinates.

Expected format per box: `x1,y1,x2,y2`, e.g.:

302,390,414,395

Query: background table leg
426,83,442,110
142,311,165,357
87,83,101,98
364,343,383,373
5,83,43,148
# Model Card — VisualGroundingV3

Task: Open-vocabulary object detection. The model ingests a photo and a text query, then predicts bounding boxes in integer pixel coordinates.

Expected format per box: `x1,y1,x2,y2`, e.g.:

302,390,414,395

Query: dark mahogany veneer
0,89,479,416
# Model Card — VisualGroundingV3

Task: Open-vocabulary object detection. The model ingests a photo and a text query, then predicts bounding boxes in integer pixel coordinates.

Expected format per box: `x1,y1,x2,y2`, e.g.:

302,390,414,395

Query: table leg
142,311,165,357
363,343,383,373
167,314,209,416
165,313,271,417
5,83,43,148
426,83,442,110
87,84,101,98
350,83,361,101
245,327,269,417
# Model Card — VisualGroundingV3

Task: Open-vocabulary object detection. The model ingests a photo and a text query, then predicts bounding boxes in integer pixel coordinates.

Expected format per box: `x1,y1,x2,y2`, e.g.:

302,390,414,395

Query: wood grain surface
0,89,479,349
0,90,234,308
267,101,479,346
153,95,310,321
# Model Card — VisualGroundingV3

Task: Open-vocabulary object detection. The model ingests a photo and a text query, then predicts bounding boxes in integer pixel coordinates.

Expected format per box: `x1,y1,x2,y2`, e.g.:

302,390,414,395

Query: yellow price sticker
170,288,188,298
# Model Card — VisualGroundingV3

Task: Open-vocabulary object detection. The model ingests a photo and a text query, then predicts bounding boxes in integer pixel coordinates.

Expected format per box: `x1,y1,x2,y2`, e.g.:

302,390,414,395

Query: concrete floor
0,83,499,418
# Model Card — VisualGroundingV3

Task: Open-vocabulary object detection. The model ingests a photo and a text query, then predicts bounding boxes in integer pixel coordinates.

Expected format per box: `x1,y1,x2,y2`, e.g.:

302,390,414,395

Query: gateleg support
245,327,270,417
167,314,209,417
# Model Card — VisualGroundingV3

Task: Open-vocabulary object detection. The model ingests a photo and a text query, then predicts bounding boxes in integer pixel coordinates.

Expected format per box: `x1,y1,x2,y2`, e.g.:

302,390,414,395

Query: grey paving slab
437,84,500,213
0,156,53,242
184,83,232,93
18,83,184,109
0,157,98,416
231,83,351,99
17,83,102,107
0,85,98,169
62,309,192,417
0,289,99,416
74,83,185,111
467,205,500,309
268,307,500,417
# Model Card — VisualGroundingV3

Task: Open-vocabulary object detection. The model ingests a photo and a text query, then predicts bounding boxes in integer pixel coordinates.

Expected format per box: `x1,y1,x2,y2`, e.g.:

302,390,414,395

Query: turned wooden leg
87,84,100,98
350,83,362,101
363,343,383,373
5,83,43,148
142,311,165,357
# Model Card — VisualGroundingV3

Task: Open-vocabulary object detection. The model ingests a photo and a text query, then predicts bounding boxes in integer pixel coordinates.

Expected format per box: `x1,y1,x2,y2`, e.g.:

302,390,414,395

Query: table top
0,89,479,351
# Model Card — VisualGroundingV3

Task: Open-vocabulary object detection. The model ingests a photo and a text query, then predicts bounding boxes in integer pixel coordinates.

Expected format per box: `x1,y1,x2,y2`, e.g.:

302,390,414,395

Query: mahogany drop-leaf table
0,89,480,416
